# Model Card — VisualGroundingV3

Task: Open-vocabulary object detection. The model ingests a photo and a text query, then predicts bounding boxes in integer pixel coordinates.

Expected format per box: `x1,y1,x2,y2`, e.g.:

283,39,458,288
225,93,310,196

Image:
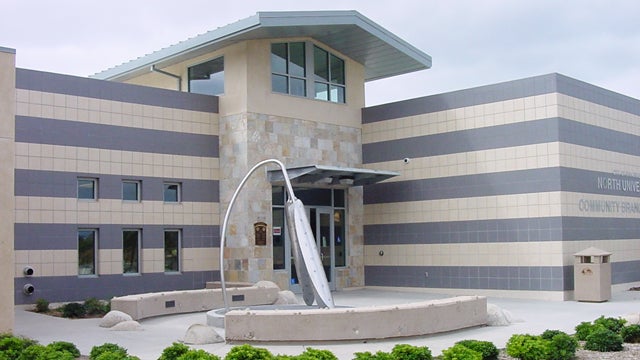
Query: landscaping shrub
16,344,75,360
46,341,80,358
574,321,595,341
95,352,140,360
584,327,623,352
441,344,482,360
352,351,394,360
294,348,337,360
505,334,550,360
621,324,640,343
224,344,274,360
33,299,49,314
0,335,38,360
90,343,129,360
84,298,109,316
593,316,626,333
389,344,432,360
159,342,191,360
176,349,220,360
61,302,86,318
454,340,498,360
547,332,578,360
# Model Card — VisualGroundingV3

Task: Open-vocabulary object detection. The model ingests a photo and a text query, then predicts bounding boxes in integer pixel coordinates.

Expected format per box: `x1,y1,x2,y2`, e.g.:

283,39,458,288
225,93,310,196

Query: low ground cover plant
30,297,110,319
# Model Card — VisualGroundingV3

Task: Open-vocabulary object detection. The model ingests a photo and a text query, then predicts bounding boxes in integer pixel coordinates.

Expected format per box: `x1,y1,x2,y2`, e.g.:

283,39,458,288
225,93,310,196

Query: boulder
183,323,224,344
100,310,133,328
254,280,279,289
486,303,521,326
110,320,142,331
274,290,300,305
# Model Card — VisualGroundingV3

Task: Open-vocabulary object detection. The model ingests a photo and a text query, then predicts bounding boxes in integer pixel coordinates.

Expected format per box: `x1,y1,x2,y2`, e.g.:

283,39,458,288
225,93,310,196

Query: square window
78,178,97,200
78,229,97,276
164,230,181,272
122,181,140,202
123,230,140,274
164,183,181,203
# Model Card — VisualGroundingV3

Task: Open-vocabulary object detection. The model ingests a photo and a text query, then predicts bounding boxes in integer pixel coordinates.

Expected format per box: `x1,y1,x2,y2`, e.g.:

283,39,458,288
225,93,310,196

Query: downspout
150,65,182,91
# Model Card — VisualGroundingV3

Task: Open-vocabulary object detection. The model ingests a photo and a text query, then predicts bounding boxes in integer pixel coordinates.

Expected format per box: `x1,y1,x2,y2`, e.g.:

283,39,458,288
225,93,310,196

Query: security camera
403,158,411,164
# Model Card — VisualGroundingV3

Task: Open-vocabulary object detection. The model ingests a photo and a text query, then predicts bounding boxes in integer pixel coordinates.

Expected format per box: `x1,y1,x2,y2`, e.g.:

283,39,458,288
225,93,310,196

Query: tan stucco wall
0,47,16,333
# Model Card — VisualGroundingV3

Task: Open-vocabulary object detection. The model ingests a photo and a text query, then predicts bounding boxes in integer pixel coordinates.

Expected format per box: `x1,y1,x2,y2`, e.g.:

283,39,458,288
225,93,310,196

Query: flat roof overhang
268,165,399,188
91,11,431,82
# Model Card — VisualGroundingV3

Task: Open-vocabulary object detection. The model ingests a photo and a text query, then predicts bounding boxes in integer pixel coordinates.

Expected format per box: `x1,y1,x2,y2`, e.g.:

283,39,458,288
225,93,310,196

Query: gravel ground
497,343,640,360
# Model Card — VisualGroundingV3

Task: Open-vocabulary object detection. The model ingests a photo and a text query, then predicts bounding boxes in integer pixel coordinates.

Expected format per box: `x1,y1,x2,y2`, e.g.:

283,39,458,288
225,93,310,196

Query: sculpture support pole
219,159,296,311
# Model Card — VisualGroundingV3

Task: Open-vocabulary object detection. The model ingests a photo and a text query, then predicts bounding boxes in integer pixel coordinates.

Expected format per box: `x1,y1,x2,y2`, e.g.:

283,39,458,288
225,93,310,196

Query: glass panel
330,54,345,84
330,85,345,103
314,82,329,101
318,212,331,280
78,230,96,275
334,210,346,267
334,189,345,207
289,42,306,77
313,46,329,81
271,43,287,73
122,181,139,201
272,186,285,206
163,183,179,202
272,74,288,94
122,230,139,274
78,179,95,199
164,230,180,272
290,77,306,97
188,57,224,96
272,208,285,270
295,188,332,206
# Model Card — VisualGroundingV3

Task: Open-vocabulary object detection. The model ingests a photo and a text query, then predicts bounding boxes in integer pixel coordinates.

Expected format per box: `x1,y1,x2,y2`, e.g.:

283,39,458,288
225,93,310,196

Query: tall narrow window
164,229,181,272
163,182,181,203
78,229,97,275
122,180,140,202
188,57,224,96
123,230,140,274
314,46,345,103
78,178,97,200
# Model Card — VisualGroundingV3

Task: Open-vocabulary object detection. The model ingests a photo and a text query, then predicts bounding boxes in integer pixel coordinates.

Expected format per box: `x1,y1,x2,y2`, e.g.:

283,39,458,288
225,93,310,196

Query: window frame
271,41,346,104
78,229,98,276
77,178,98,200
188,56,225,96
122,229,141,275
164,229,181,273
122,180,141,202
163,182,181,203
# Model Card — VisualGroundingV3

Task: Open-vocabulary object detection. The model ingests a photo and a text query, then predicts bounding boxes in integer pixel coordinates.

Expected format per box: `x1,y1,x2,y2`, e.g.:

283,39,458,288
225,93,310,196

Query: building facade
2,12,640,331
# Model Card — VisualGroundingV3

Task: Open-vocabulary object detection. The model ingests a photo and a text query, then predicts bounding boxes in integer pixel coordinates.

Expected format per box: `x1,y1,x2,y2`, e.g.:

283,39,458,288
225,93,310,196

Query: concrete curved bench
224,295,487,341
111,282,280,320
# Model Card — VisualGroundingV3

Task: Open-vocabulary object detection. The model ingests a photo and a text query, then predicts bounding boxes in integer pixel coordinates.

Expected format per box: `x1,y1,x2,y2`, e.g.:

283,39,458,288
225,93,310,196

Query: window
163,182,181,203
164,230,181,272
78,178,97,200
271,42,345,103
78,229,97,275
188,57,224,96
123,230,140,274
122,180,140,202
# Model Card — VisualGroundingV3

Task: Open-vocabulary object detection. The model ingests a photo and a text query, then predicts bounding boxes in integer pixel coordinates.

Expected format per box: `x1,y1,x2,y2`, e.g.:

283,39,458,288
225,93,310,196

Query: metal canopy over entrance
268,165,399,187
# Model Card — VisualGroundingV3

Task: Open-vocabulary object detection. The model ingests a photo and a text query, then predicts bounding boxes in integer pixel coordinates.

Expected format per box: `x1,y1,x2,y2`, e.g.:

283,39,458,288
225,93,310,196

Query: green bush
547,332,578,360
505,334,551,360
621,324,640,343
159,342,191,360
454,340,498,360
574,321,595,341
593,316,626,333
224,344,273,360
90,343,129,360
389,344,431,360
95,352,140,360
46,341,80,358
0,335,38,360
441,344,482,360
61,302,86,318
584,327,623,352
352,351,394,360
84,298,109,316
16,345,75,360
177,349,220,360
294,348,337,360
34,299,49,314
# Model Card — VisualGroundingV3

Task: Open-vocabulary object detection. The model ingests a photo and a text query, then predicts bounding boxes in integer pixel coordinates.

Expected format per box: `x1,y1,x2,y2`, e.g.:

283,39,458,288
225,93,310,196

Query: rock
110,320,142,331
183,323,224,344
487,303,522,326
254,280,279,289
100,310,133,328
622,313,640,325
274,290,300,305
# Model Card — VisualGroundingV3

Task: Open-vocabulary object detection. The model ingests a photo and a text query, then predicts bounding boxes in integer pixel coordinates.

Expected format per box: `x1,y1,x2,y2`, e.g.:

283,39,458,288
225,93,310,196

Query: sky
2,0,639,106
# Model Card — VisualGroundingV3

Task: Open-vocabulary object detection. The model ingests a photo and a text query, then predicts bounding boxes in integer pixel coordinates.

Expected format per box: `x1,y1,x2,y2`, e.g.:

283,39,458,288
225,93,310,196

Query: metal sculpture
219,159,335,311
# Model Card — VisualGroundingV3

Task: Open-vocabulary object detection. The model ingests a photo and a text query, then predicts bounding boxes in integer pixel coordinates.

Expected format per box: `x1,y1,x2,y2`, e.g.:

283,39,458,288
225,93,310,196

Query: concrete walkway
13,288,640,360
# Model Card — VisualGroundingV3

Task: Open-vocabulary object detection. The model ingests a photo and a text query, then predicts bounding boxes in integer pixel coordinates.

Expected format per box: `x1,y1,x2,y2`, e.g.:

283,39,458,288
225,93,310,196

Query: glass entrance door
310,208,334,288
